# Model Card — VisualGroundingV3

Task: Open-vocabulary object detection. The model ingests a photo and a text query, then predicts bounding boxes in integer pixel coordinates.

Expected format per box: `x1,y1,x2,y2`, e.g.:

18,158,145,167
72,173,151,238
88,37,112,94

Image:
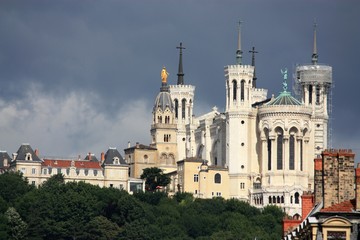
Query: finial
312,21,318,65
249,46,258,88
236,20,243,65
176,42,186,85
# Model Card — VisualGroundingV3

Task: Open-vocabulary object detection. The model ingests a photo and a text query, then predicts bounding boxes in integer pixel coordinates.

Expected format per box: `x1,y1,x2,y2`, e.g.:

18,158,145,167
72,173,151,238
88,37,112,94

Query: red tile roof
42,159,102,169
320,199,356,213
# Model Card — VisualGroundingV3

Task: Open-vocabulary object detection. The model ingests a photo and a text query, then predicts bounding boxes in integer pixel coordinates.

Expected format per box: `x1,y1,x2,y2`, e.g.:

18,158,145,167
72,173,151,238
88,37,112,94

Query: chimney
101,152,105,163
301,192,314,219
136,142,139,148
34,149,39,156
88,152,91,161
128,141,131,148
356,163,360,211
313,157,323,204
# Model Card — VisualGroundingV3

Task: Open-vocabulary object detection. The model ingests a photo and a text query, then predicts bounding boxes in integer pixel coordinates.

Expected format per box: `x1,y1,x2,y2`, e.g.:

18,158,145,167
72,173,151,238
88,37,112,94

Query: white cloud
0,86,152,159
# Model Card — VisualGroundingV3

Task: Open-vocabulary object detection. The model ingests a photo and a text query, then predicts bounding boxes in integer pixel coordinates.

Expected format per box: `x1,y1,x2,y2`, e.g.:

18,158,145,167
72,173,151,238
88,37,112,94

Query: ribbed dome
153,90,174,112
266,91,302,106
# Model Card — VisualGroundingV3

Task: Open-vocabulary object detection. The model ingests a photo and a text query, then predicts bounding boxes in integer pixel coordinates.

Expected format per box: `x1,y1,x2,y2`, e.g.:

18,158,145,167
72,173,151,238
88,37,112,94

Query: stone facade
2,144,144,193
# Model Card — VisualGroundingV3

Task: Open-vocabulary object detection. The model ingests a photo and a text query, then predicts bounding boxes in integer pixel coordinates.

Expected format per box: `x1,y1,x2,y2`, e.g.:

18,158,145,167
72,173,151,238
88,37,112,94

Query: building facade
283,150,360,240
1,143,144,193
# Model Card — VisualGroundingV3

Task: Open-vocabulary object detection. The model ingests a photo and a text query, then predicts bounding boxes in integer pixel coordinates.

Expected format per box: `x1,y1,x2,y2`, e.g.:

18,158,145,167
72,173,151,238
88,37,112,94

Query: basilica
127,23,333,217
0,23,333,218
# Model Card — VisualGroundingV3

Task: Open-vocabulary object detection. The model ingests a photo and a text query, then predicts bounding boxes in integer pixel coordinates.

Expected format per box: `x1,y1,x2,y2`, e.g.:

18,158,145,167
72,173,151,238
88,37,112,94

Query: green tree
83,216,121,240
140,167,171,191
4,207,27,240
0,172,34,204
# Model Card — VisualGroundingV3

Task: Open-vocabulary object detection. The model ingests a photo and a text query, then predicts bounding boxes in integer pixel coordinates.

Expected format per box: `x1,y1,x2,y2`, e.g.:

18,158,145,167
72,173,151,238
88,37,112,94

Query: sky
0,0,360,160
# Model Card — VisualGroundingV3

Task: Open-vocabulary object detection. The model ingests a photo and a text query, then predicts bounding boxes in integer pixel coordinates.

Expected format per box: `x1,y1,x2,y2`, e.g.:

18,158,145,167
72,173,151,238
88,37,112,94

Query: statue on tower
281,68,288,91
161,66,169,84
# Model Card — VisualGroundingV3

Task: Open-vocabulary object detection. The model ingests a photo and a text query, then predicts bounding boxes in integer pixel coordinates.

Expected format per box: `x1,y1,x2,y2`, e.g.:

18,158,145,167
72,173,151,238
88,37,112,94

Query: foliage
0,173,285,239
133,191,168,205
140,167,171,191
4,207,27,240
0,172,34,204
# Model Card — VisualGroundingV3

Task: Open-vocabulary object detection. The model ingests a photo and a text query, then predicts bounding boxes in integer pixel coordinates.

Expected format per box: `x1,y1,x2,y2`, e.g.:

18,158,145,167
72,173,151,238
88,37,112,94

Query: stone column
261,137,267,173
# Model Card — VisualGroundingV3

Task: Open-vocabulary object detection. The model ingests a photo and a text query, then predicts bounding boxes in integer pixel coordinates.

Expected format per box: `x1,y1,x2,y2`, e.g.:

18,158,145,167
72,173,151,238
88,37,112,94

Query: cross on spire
176,42,186,85
249,46,258,88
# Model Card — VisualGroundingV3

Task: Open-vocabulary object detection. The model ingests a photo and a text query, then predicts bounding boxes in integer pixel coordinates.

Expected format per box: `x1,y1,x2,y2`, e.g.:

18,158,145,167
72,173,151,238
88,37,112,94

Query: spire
249,46,258,88
312,22,318,65
236,21,243,65
176,42,185,85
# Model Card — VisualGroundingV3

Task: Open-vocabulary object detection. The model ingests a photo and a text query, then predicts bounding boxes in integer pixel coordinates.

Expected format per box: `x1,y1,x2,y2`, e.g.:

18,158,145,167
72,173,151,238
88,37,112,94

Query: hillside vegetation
0,172,284,239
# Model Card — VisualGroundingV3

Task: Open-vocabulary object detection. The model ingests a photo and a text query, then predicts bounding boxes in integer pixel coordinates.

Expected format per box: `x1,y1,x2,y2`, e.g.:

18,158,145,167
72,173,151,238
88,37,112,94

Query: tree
0,172,34,204
140,167,170,192
4,207,27,240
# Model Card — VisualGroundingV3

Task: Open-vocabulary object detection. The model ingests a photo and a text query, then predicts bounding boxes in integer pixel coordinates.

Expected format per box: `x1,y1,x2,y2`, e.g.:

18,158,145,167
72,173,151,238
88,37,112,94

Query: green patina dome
266,91,302,106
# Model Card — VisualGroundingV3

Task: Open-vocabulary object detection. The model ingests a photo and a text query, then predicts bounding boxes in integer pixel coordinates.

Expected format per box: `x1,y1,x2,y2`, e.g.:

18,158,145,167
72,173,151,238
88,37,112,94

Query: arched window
277,196,280,203
316,85,320,105
308,85,313,104
267,138,272,170
289,135,295,170
232,80,237,100
174,99,179,119
188,99,192,119
290,196,293,204
181,99,186,119
25,153,32,161
281,196,284,203
241,80,245,100
272,196,276,204
294,192,300,204
269,196,272,204
214,173,221,184
276,129,283,170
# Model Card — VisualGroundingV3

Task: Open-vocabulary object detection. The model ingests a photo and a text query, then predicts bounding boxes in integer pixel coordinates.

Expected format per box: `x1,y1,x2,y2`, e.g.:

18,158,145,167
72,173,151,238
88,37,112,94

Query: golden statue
161,66,169,83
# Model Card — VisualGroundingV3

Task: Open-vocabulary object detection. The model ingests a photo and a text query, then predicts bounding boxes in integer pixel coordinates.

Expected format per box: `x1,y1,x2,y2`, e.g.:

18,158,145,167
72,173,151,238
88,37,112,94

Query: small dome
266,91,302,106
153,91,174,112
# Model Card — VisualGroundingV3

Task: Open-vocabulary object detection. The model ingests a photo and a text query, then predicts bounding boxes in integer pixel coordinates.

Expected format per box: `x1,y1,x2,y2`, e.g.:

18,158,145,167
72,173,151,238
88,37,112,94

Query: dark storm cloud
0,0,359,157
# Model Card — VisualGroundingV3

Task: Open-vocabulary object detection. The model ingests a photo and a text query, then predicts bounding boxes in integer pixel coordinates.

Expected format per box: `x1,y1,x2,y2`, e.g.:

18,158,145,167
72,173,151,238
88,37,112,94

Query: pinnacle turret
312,22,318,65
236,21,243,65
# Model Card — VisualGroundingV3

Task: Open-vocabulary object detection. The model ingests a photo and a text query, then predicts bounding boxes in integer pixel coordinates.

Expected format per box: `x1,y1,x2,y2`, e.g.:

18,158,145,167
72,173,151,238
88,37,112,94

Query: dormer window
113,157,120,165
25,153,32,161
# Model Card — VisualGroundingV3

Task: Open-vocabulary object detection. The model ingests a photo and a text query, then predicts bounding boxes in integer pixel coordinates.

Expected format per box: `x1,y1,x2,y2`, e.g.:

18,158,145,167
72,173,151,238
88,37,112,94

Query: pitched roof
103,148,126,165
320,199,356,213
14,144,41,162
84,154,99,162
0,151,12,168
42,159,102,169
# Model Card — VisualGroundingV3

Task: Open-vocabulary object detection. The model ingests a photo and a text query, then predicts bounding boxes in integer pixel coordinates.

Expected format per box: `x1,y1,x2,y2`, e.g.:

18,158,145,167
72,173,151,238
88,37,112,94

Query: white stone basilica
158,23,333,217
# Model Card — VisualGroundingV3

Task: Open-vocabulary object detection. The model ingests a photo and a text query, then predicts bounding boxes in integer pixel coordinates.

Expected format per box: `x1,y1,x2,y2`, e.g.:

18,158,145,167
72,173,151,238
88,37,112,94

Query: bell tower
150,67,178,173
169,42,195,160
225,21,256,200
296,23,332,157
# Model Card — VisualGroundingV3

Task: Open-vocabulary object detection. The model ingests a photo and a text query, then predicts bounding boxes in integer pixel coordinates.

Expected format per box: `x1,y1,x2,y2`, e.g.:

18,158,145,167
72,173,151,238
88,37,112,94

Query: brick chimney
101,152,105,163
314,157,323,204
35,149,39,156
301,191,314,218
88,152,92,161
356,163,360,211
